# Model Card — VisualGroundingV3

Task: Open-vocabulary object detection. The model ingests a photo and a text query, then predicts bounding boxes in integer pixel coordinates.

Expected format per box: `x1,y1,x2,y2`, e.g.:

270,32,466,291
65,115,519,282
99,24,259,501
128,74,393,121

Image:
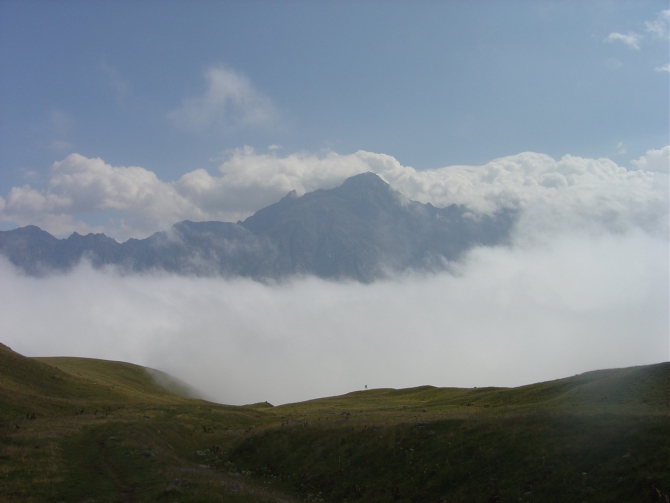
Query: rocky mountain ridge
0,172,515,282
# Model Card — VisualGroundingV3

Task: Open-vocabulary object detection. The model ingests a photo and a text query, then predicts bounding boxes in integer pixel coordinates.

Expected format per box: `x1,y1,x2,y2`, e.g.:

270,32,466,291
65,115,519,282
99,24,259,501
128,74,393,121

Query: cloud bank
1,227,666,406
1,146,667,241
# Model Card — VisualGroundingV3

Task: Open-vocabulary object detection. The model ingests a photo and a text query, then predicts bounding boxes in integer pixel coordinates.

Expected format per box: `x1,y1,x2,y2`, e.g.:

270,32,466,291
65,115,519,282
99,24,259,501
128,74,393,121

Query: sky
0,1,668,405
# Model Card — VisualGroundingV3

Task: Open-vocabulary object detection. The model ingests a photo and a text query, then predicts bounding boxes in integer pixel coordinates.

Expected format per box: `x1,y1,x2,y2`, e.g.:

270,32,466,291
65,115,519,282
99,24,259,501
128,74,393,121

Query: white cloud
168,65,278,133
1,148,667,241
645,9,670,39
0,154,206,238
654,63,670,72
605,31,642,50
368,151,668,238
182,147,667,240
0,149,369,239
1,228,666,405
631,145,670,173
604,11,670,59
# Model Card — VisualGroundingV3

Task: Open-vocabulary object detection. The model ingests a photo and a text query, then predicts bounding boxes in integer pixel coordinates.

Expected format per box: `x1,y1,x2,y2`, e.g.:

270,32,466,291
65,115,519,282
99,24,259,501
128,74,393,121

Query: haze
1,170,667,403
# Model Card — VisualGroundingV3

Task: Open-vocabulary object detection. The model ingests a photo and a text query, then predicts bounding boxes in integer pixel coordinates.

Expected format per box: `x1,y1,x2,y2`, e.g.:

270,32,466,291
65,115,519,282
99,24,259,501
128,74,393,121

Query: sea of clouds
0,146,667,405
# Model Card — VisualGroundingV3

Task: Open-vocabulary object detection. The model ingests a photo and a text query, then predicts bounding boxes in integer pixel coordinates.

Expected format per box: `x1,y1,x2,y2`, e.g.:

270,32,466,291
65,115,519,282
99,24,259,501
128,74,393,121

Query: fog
1,228,666,405
2,146,667,404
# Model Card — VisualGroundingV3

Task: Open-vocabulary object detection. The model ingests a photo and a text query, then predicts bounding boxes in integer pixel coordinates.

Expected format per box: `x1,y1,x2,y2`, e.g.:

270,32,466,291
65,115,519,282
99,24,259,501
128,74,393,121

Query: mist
2,147,667,405
1,227,666,406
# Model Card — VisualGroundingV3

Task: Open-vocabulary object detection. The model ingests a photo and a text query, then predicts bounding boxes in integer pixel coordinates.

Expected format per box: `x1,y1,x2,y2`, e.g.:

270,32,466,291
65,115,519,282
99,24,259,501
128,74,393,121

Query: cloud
645,9,670,39
0,154,206,238
176,146,370,216
603,11,670,58
1,148,667,241
631,146,670,173
168,65,278,133
365,151,667,238
1,227,666,406
605,31,642,50
654,63,670,72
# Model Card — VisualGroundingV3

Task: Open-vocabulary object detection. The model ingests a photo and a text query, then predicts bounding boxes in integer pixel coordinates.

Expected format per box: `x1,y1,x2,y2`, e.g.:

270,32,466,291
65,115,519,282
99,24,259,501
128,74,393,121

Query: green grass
0,342,668,502
0,343,287,502
227,413,669,502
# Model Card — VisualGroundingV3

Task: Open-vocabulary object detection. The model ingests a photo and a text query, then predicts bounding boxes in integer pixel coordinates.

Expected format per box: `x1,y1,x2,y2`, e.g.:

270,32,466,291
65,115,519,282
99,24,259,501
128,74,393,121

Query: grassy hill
0,342,667,502
275,363,669,417
0,343,198,417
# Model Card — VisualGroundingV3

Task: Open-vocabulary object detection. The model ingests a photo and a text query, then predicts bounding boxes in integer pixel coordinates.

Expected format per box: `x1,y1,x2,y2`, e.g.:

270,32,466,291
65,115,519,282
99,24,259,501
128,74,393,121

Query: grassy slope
274,363,669,418
0,342,668,502
33,356,195,400
0,343,293,503
226,364,669,502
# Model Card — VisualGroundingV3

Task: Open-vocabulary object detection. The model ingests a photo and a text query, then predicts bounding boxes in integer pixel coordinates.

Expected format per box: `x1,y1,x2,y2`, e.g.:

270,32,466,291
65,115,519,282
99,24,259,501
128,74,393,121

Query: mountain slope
241,172,514,281
0,343,199,418
0,173,516,281
1,344,668,502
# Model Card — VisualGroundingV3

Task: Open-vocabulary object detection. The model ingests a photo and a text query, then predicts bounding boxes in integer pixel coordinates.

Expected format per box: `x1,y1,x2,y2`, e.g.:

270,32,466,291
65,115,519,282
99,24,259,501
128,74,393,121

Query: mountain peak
339,172,389,191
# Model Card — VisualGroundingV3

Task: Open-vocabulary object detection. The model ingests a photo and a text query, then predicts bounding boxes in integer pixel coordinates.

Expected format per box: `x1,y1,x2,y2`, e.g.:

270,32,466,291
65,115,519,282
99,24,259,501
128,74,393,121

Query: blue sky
1,1,667,190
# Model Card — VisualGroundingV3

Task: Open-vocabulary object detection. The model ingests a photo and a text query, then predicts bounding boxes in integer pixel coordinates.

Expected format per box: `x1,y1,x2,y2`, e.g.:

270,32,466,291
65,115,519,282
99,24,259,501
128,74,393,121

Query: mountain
0,172,515,281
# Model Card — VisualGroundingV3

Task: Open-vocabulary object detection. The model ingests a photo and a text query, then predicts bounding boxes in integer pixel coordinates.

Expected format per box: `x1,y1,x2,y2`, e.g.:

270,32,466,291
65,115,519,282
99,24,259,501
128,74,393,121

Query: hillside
275,363,669,418
0,344,668,502
0,343,198,418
